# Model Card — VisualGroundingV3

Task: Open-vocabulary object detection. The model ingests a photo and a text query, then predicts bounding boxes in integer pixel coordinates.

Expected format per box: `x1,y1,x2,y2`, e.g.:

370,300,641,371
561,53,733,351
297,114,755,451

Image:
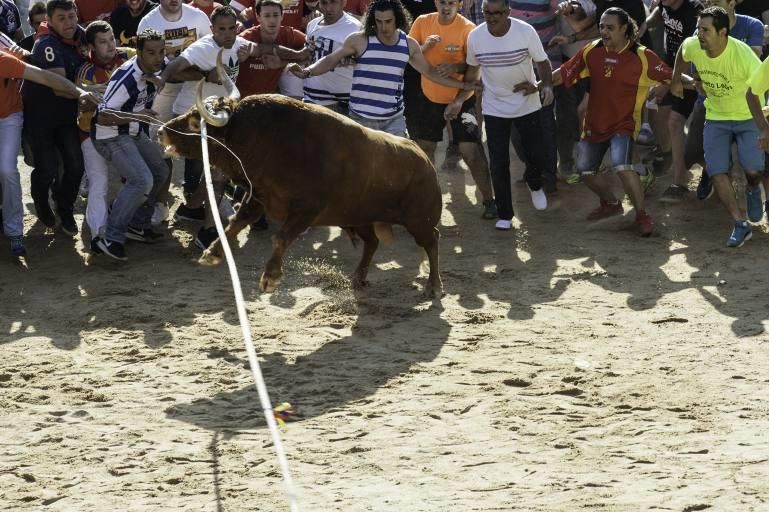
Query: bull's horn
195,49,240,127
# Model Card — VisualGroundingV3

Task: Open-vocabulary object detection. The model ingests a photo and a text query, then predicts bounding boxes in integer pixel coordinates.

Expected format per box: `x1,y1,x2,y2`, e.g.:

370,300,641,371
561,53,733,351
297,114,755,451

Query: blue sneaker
726,221,752,248
746,187,763,222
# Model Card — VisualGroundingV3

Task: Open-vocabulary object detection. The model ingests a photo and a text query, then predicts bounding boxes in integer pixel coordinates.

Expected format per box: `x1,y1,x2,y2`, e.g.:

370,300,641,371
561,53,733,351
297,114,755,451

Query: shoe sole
126,232,162,243
96,240,128,261
697,188,714,201
727,231,752,248
60,226,78,237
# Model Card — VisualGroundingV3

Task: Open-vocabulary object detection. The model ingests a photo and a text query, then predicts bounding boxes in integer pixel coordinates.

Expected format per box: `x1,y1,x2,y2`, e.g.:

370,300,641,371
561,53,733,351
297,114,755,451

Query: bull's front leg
199,198,265,266
350,224,379,289
260,213,315,293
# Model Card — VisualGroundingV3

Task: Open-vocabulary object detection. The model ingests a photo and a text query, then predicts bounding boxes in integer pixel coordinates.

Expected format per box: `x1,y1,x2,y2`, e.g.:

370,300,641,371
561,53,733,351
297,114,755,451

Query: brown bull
158,63,443,297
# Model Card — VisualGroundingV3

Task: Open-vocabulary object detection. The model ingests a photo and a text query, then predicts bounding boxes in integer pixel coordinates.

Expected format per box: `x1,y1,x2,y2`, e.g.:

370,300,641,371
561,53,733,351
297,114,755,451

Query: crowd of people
0,0,768,260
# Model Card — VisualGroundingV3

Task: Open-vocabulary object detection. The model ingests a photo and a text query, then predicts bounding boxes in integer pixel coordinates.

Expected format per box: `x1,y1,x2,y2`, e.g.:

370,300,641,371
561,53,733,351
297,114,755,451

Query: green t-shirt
681,35,761,121
747,55,769,99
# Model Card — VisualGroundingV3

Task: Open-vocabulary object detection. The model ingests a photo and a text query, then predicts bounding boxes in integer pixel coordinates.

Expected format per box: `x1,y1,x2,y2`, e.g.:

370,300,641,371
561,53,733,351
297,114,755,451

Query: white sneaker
529,187,548,210
495,219,512,230
151,202,169,225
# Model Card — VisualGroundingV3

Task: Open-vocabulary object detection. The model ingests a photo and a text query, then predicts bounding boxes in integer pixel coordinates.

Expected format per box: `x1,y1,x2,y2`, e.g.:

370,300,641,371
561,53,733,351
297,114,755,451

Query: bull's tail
374,222,394,244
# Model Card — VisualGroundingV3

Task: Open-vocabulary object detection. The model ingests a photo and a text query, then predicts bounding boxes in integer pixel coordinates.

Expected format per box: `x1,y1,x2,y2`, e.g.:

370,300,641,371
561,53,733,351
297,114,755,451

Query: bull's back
226,95,442,228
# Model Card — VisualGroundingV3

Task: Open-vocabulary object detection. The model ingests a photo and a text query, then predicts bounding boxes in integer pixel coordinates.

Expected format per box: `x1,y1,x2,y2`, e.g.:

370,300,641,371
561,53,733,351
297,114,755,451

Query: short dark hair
255,0,283,15
210,5,238,23
46,0,76,18
29,1,47,23
363,0,412,37
85,20,113,46
136,28,164,51
700,6,730,37
601,7,638,41
482,0,511,9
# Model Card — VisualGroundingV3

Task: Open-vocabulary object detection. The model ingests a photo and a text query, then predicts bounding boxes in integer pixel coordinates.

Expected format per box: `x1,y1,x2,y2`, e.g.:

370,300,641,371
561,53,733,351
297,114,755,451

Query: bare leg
416,139,437,162
652,105,672,154
712,174,743,221
350,224,379,289
200,197,264,265
617,170,645,212
459,141,494,202
668,111,688,186
583,174,617,203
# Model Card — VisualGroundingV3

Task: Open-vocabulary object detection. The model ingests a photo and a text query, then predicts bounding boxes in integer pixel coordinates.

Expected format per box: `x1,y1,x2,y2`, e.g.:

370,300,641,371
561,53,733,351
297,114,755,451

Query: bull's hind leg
408,226,443,298
350,224,379,289
200,198,265,266
260,214,314,293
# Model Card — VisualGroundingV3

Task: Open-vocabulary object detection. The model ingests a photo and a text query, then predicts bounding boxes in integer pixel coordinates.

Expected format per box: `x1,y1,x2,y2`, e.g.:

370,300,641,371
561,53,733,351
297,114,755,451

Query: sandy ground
1,140,769,512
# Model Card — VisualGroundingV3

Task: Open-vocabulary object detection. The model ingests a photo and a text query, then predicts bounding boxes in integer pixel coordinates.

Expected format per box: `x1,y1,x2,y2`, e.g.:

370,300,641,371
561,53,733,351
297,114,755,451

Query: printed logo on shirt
444,44,461,53
164,27,199,58
310,36,336,62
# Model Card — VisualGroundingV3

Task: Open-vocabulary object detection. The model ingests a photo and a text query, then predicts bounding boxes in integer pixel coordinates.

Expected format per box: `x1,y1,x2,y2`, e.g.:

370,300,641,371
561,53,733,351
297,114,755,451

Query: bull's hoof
423,280,445,299
259,272,281,293
198,249,223,266
351,277,369,290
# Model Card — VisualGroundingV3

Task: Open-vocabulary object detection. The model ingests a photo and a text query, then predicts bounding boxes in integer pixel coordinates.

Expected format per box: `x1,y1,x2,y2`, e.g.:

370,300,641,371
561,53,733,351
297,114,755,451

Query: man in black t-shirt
18,2,47,51
110,0,156,47
650,0,702,203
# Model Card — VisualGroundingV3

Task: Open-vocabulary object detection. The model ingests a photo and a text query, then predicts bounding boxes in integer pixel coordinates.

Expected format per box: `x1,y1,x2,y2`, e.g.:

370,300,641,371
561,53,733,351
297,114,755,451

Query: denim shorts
703,119,765,176
349,110,408,138
576,133,634,175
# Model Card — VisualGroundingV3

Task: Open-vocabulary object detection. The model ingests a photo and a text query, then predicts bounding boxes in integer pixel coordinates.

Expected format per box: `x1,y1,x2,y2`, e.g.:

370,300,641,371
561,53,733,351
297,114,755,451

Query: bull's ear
188,116,201,133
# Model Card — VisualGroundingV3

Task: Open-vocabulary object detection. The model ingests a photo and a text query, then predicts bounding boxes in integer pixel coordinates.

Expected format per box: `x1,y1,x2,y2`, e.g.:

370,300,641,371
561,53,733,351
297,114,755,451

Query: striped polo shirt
349,31,410,120
93,56,158,140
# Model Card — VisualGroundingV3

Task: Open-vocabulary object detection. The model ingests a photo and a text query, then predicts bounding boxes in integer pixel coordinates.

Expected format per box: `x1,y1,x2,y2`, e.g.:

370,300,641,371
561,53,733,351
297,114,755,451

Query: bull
158,54,443,297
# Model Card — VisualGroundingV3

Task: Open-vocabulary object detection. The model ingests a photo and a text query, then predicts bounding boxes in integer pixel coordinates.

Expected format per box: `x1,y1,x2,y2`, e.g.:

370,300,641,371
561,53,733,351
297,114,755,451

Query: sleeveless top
349,30,410,119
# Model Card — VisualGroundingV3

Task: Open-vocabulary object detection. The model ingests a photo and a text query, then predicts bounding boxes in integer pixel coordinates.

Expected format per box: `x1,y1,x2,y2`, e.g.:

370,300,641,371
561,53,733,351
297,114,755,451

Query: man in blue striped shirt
289,0,479,136
91,29,170,261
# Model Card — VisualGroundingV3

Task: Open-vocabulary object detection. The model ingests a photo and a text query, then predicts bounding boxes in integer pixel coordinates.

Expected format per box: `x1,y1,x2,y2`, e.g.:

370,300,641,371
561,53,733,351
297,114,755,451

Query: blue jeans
93,132,169,243
703,119,765,176
0,112,24,237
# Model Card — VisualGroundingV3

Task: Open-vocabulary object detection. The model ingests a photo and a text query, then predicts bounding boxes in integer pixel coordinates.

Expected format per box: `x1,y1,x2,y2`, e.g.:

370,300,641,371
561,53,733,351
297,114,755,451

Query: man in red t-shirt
0,50,96,256
237,0,306,96
232,0,306,30
550,7,689,236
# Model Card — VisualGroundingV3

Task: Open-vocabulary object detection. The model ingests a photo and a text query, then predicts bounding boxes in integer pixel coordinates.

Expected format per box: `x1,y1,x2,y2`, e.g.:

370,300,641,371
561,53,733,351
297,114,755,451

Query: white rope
200,120,300,512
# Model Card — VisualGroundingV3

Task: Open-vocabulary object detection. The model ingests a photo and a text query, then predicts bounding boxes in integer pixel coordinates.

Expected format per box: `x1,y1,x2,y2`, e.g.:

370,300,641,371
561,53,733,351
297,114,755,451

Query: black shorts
409,94,481,143
660,88,698,118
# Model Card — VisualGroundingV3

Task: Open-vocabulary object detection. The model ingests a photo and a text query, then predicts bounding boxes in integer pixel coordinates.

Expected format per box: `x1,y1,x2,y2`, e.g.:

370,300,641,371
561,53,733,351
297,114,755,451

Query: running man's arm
22,64,97,103
287,31,363,78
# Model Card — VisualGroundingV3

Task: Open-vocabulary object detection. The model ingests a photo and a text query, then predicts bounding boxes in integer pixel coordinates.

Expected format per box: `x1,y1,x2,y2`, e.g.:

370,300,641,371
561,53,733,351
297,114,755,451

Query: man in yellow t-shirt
671,6,763,248
408,0,496,220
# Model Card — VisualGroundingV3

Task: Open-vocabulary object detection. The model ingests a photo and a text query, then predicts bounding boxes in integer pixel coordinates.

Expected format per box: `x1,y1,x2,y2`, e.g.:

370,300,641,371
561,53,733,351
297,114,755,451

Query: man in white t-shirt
303,0,361,113
446,0,555,231
137,0,211,221
158,5,248,249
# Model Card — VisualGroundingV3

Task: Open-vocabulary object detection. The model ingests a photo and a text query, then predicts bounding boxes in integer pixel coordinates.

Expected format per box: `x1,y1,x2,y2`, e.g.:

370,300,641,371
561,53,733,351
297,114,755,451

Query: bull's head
159,49,240,160
196,48,241,127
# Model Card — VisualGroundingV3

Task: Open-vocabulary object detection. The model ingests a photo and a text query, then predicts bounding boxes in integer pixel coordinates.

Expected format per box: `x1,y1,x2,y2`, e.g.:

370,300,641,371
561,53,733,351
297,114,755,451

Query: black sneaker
126,225,163,243
58,209,78,236
481,199,498,220
251,214,268,231
174,204,205,222
658,184,689,204
194,226,218,250
90,237,103,254
34,201,56,228
96,239,127,261
696,172,713,200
